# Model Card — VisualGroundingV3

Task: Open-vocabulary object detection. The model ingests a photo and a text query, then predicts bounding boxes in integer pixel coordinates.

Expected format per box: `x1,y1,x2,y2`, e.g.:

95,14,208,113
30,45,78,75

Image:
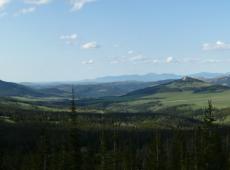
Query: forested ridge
0,102,229,170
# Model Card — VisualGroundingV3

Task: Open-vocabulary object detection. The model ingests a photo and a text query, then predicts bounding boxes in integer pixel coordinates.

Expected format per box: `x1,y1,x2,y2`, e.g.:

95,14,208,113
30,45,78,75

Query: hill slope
55,81,161,99
127,77,224,96
82,73,181,83
0,80,43,97
209,75,230,86
82,77,230,113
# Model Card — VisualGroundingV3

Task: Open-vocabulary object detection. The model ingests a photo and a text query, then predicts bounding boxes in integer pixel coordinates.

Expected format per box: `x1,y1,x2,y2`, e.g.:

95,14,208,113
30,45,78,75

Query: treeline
0,101,229,169
0,122,229,170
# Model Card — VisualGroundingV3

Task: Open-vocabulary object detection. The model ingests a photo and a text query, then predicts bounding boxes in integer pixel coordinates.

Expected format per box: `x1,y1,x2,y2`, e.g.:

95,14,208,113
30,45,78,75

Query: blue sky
1,0,230,82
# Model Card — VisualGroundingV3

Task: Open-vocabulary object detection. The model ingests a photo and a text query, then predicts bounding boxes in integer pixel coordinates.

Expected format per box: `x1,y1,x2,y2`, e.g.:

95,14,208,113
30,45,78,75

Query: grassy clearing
106,90,230,112
151,90,230,108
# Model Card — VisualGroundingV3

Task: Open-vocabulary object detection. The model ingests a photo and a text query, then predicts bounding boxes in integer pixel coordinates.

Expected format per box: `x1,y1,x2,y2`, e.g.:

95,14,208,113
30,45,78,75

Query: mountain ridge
125,77,229,97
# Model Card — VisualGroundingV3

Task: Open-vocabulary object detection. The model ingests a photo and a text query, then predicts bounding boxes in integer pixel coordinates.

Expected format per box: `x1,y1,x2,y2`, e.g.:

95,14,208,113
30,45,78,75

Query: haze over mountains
80,72,228,83
83,76,230,113
0,80,42,97
0,72,230,100
21,72,228,85
126,76,230,97
1,72,230,115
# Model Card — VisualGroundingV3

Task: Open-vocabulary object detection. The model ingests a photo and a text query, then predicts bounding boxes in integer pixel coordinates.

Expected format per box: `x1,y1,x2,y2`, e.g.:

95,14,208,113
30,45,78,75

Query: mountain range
0,80,42,97
21,72,227,86
0,72,230,100
81,72,228,83
82,76,230,113
2,73,230,115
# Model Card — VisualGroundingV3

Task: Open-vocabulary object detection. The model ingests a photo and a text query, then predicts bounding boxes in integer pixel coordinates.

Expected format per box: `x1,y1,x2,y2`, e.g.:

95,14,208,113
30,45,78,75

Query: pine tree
200,100,227,170
69,128,82,170
204,100,215,127
71,85,76,113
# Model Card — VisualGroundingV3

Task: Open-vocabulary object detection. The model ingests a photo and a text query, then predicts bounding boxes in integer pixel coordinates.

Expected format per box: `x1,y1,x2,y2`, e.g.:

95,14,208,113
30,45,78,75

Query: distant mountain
126,77,228,97
83,72,228,83
0,80,42,97
83,73,182,83
21,80,174,99
21,72,227,85
209,75,230,86
190,72,225,79
54,81,172,99
80,77,230,113
38,88,68,97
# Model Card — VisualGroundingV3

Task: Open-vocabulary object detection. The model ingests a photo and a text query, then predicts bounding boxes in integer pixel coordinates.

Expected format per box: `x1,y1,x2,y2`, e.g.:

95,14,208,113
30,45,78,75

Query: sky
1,0,230,82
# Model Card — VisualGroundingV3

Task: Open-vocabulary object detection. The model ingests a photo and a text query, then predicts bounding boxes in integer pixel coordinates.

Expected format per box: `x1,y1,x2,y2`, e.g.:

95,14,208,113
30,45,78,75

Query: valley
0,73,230,126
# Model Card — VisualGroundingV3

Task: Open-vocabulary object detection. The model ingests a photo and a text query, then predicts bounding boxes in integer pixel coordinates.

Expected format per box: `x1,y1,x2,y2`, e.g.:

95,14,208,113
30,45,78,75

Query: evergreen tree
69,128,82,170
204,100,215,127
71,85,76,113
146,131,166,170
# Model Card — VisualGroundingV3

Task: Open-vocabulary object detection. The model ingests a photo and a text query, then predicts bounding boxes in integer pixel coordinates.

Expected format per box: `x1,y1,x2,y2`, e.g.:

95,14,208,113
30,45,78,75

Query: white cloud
166,56,174,63
82,59,94,64
202,41,230,51
128,50,134,54
0,0,96,13
60,34,77,45
109,54,161,65
151,59,160,64
129,55,146,62
23,0,50,5
0,0,9,9
14,7,36,16
173,57,223,64
109,56,126,64
82,41,99,49
202,59,221,63
69,0,96,11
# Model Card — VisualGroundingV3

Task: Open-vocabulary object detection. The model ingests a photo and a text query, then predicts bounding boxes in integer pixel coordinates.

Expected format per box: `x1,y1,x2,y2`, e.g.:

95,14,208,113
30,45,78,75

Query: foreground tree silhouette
71,85,76,113
200,100,227,170
204,100,215,127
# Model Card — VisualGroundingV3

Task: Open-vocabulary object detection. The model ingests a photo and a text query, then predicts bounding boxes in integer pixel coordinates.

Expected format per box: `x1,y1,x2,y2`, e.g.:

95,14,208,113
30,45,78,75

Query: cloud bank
202,41,230,51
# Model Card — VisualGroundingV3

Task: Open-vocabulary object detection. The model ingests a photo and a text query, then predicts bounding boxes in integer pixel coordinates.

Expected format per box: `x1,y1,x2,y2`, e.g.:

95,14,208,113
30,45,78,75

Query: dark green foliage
125,77,215,97
71,86,76,113
54,81,157,99
0,108,229,170
204,100,216,126
0,80,51,97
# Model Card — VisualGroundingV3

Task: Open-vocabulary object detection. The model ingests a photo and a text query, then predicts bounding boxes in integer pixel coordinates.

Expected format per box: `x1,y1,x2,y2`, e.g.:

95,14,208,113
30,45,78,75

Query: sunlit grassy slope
103,90,230,113
102,78,230,112
146,91,230,108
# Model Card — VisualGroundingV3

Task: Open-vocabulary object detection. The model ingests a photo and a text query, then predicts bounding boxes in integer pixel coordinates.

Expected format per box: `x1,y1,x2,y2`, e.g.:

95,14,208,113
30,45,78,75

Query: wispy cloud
0,0,9,10
82,59,94,64
14,7,36,16
69,0,96,11
151,59,160,64
109,54,161,65
0,0,95,16
129,55,146,62
60,34,77,45
201,59,221,63
82,41,99,49
179,57,224,64
128,50,134,55
202,41,230,51
23,0,50,5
